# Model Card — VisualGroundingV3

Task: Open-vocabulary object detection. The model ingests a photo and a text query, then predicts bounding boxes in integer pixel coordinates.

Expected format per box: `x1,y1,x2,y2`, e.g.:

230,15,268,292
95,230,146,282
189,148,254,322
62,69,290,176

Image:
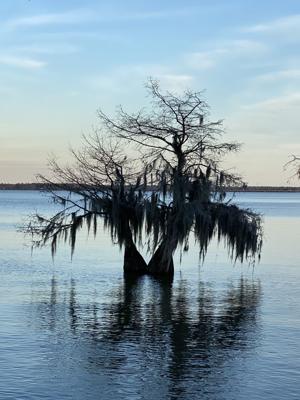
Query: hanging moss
25,80,263,275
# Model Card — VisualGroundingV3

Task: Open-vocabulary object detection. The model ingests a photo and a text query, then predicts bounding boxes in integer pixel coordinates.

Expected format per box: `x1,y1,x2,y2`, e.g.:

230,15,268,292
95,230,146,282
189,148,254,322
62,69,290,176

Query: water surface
0,191,299,399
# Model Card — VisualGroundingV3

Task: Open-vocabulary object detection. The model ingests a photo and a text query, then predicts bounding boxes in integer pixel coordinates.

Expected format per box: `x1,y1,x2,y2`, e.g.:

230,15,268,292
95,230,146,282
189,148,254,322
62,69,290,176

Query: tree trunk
123,241,148,275
122,220,148,275
147,241,174,277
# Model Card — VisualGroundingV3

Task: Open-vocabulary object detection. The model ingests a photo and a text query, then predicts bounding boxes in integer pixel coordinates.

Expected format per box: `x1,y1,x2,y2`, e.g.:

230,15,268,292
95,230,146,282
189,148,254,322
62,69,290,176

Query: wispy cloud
225,92,300,146
243,92,300,112
26,30,125,42
185,40,266,70
155,74,194,92
245,14,300,34
0,55,46,69
112,8,196,21
255,69,300,82
14,43,78,55
5,6,199,30
89,64,194,94
184,49,225,70
5,9,94,30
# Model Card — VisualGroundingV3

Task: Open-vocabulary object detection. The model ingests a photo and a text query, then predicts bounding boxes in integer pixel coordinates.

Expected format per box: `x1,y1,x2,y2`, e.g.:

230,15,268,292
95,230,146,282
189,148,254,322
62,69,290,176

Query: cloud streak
5,6,200,30
242,92,300,112
0,55,46,69
185,40,266,70
14,43,78,55
245,14,300,35
255,69,300,82
5,9,94,30
89,64,194,94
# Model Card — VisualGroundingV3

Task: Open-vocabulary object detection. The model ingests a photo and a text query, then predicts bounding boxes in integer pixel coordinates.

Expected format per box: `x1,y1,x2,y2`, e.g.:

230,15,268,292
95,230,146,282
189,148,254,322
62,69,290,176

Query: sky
1,0,300,185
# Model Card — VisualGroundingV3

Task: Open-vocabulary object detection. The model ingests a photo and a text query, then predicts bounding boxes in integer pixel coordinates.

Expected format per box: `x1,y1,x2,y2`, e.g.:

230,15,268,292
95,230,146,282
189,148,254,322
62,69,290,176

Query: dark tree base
123,241,175,278
147,243,174,277
123,243,148,275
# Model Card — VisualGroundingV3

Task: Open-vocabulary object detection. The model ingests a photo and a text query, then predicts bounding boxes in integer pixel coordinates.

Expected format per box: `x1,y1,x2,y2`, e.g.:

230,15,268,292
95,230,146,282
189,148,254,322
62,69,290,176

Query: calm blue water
0,190,299,399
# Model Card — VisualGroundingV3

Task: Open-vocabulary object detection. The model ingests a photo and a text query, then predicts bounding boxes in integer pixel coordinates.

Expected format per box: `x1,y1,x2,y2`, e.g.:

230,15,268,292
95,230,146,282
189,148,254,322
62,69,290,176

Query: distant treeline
0,183,44,190
226,186,300,192
0,183,53,190
1,183,300,192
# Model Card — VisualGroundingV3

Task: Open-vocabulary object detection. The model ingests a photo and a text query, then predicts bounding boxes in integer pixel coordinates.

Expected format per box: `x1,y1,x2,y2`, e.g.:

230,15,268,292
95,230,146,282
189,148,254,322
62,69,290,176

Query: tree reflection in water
34,274,262,399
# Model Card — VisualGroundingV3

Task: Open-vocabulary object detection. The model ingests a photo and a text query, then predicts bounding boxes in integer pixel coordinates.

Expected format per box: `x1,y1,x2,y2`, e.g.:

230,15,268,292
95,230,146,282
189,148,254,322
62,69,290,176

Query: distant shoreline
1,183,300,192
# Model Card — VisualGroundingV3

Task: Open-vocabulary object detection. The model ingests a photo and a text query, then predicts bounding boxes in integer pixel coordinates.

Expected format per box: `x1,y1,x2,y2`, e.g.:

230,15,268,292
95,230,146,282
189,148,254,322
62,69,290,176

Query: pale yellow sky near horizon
1,95,300,186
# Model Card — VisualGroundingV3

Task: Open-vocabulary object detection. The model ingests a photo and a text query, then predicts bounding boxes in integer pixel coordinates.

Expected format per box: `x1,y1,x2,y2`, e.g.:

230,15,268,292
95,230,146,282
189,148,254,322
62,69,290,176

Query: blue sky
1,0,300,184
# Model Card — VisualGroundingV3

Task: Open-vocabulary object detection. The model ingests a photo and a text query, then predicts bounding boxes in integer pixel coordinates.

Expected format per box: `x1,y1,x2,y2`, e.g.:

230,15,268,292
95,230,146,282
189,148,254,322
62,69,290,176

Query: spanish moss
25,80,263,277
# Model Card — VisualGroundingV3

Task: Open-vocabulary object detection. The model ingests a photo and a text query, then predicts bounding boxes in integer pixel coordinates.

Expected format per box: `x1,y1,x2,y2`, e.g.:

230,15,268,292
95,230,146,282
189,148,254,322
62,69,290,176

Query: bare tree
27,80,262,277
285,155,300,180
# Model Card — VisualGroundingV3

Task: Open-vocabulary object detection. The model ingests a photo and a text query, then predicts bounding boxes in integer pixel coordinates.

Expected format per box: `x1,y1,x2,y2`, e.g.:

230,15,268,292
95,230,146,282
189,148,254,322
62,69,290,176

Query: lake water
0,190,299,399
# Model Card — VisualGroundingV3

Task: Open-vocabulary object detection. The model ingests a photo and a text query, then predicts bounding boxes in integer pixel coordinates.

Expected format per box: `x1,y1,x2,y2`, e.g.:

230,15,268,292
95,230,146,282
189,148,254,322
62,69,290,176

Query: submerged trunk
124,241,148,275
147,241,174,277
148,208,179,277
148,161,185,277
123,221,148,275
